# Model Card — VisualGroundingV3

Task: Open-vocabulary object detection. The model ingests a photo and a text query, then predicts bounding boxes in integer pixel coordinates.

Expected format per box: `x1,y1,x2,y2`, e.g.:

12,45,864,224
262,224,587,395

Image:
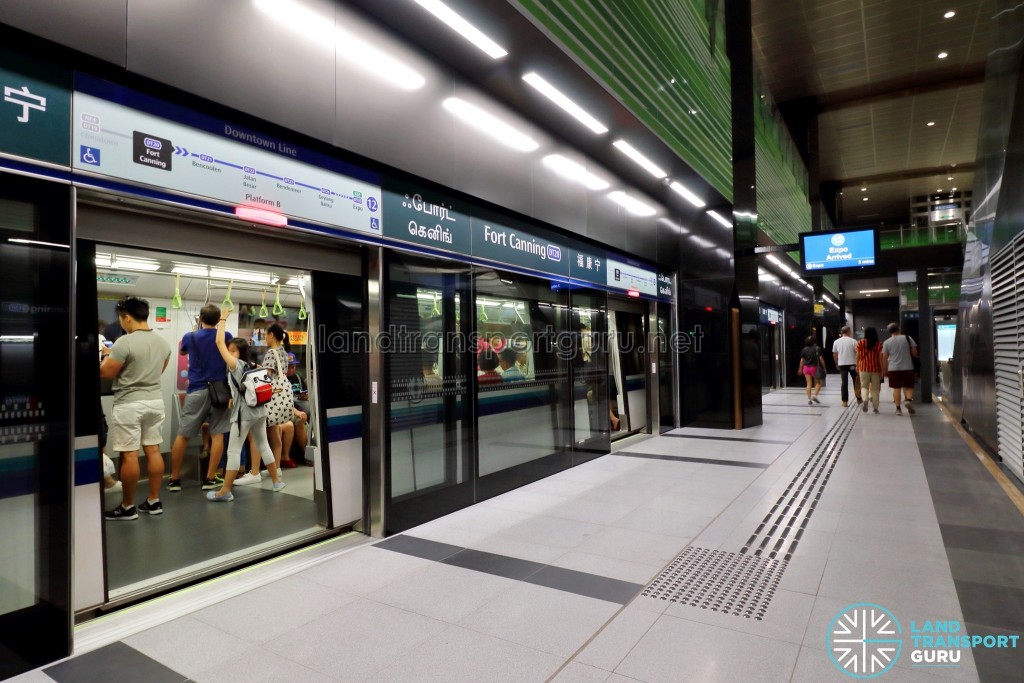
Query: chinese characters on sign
3,85,46,122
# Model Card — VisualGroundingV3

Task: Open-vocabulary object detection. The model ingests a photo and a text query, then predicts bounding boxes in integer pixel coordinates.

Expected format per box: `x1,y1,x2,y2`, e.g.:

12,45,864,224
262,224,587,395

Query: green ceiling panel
513,0,733,201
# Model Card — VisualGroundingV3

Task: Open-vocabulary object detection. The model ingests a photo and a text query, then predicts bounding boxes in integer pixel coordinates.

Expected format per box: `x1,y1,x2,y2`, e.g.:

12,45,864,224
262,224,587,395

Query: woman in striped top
856,327,882,413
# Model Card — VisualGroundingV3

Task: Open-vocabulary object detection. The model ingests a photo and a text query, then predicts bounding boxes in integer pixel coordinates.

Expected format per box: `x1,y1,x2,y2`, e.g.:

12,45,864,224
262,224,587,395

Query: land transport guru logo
827,602,1020,678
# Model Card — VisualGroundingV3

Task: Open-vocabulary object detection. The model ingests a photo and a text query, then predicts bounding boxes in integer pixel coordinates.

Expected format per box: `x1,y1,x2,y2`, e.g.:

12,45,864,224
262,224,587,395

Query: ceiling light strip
522,72,608,134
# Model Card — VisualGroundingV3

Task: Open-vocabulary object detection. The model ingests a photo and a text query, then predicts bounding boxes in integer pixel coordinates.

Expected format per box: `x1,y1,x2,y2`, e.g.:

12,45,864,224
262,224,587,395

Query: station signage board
70,75,381,236
0,48,71,166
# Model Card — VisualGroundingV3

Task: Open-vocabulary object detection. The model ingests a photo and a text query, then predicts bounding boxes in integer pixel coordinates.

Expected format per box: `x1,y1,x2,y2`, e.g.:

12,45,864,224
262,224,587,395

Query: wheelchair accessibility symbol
80,146,101,166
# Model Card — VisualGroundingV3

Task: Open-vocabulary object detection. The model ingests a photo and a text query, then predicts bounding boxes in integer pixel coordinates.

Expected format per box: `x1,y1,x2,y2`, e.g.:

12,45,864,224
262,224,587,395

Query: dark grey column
918,268,934,403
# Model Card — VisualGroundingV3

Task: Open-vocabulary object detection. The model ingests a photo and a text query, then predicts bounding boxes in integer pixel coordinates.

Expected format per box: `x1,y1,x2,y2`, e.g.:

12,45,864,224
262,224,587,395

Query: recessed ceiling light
860,289,890,294
938,51,949,59
411,0,507,59
944,10,956,19
669,181,706,208
706,210,732,228
861,187,867,192
442,97,538,152
522,72,608,134
862,197,869,201
927,121,936,126
947,176,954,180
612,140,667,179
952,187,958,191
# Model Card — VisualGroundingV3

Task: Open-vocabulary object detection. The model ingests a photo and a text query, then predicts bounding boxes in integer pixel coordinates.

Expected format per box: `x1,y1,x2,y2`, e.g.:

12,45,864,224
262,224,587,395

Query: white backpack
234,364,274,407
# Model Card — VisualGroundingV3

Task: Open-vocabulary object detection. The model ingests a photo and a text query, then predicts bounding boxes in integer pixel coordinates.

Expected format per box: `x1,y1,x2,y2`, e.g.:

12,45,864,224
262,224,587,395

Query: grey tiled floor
19,387,1023,682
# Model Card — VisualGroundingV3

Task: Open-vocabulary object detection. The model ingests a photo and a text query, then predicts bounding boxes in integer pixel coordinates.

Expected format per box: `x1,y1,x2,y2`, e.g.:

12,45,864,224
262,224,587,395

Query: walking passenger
168,304,232,492
207,315,285,501
100,297,171,520
857,326,883,414
832,326,862,407
798,336,826,405
881,322,918,415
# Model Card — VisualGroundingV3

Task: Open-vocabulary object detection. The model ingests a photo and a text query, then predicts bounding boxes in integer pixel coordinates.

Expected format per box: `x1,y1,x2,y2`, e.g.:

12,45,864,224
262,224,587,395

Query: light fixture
411,0,507,59
859,289,890,294
929,285,951,290
0,335,35,343
612,140,667,178
948,176,954,180
522,73,607,134
443,97,538,152
112,257,161,272
171,264,210,277
706,210,732,228
542,154,609,190
669,181,706,208
209,268,272,284
608,191,656,216
767,255,783,266
927,121,936,127
95,254,112,267
236,206,288,227
952,187,958,191
255,0,425,90
944,10,956,18
861,187,867,192
938,51,949,59
862,197,869,201
7,238,69,249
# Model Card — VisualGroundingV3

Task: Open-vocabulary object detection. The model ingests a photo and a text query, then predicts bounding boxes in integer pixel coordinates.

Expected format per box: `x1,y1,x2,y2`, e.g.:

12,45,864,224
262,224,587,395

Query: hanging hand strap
171,274,183,309
221,279,234,311
259,289,269,318
272,283,285,316
297,299,308,321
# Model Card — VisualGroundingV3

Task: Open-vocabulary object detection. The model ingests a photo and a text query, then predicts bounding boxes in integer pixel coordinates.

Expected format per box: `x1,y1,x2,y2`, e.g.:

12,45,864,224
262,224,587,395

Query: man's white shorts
109,399,165,453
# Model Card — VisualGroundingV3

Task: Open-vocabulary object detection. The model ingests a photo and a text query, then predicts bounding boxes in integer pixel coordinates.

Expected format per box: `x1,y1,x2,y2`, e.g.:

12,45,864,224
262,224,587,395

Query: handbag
906,336,921,376
266,347,295,424
814,346,826,380
191,332,231,408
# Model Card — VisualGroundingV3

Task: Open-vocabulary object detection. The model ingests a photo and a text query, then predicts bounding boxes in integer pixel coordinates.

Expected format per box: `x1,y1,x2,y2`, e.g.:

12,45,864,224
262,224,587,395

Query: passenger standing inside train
881,322,918,415
101,297,171,520
263,324,297,470
282,353,309,466
168,305,232,493
856,326,883,414
207,315,285,501
832,326,862,408
498,347,526,382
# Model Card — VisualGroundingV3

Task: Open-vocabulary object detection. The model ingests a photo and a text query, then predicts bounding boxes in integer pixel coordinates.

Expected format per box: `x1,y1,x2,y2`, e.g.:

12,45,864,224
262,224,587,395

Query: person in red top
856,326,883,414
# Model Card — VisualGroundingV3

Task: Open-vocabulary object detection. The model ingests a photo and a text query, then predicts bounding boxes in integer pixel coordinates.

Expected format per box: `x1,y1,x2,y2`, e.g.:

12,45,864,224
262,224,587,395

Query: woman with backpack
797,335,826,405
207,315,286,502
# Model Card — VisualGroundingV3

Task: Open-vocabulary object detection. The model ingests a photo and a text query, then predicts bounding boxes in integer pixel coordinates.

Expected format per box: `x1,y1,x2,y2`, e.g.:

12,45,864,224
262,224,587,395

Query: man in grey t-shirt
881,322,918,416
100,296,171,520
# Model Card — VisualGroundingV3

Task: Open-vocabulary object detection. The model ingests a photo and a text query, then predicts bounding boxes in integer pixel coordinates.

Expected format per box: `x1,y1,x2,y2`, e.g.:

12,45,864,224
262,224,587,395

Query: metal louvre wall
512,0,734,201
991,235,1024,483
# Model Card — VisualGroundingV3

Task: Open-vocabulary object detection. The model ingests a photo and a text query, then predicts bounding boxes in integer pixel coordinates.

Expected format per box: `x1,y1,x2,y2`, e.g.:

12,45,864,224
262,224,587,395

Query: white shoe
260,470,271,479
235,472,262,486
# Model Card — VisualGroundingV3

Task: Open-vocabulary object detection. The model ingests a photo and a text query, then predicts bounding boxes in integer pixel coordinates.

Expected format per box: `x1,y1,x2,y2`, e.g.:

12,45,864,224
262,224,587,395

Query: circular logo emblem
827,603,902,678
831,234,846,247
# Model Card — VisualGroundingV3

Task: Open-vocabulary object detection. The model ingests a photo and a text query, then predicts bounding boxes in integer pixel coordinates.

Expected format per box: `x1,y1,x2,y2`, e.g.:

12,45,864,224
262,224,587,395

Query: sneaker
808,400,813,405
873,408,879,414
167,479,182,492
260,470,270,478
842,401,848,408
213,473,225,484
235,472,262,486
896,406,903,416
105,505,138,521
857,398,863,404
201,478,220,490
139,499,163,515
812,397,821,404
862,402,868,413
273,481,287,493
906,402,915,415
206,490,234,502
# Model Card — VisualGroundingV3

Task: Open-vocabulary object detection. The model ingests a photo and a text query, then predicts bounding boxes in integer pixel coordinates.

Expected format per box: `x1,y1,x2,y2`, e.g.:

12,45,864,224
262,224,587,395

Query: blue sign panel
802,229,876,273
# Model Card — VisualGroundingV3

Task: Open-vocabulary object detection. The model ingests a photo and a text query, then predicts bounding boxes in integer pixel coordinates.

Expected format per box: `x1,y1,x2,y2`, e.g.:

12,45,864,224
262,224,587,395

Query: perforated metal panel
992,234,1024,483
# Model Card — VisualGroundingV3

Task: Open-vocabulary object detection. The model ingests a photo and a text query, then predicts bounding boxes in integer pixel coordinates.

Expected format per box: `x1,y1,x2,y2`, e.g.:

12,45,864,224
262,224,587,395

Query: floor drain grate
640,547,787,620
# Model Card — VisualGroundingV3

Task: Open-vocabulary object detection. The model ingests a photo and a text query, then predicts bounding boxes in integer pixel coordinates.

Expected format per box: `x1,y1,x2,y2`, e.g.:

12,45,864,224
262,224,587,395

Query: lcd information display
800,228,878,274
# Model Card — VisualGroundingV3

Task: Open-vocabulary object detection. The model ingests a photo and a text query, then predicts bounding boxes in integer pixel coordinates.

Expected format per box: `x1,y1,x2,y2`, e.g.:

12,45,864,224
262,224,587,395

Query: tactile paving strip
640,546,787,620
